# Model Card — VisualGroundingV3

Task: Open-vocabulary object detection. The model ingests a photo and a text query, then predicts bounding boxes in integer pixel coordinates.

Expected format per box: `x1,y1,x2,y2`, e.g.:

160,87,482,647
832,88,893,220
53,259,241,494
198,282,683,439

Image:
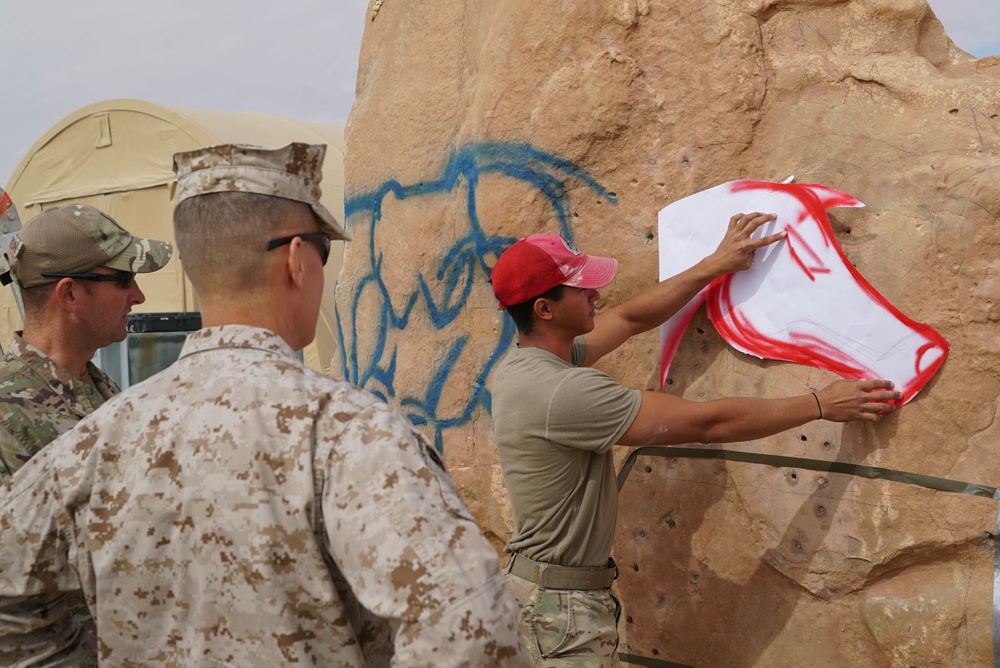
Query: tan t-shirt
491,337,642,568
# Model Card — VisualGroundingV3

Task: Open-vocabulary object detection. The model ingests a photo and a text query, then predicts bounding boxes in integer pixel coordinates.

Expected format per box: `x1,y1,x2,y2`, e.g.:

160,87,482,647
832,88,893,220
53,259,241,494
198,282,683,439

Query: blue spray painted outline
336,142,616,451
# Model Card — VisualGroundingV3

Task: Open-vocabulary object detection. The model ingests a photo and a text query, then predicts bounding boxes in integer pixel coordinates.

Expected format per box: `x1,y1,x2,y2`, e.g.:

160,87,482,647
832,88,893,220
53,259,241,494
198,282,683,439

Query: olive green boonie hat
3,204,173,288
172,142,351,242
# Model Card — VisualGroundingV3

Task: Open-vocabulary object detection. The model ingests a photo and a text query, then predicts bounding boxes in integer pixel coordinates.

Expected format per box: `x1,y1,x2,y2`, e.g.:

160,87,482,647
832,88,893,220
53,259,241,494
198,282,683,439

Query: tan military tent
2,98,346,371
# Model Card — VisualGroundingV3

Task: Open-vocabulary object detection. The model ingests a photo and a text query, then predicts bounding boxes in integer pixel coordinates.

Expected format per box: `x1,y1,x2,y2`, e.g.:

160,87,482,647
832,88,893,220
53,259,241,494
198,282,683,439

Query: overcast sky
2,0,998,188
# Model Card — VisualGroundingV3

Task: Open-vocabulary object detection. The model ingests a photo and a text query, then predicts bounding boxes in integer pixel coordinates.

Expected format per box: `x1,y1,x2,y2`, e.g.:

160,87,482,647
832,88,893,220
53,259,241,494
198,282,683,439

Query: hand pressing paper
658,179,948,406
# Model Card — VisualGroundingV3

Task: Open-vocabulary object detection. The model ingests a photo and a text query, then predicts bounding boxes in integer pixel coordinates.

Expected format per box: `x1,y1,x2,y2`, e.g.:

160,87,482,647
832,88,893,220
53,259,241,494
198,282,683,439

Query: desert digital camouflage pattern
172,142,351,241
0,332,118,481
0,325,527,667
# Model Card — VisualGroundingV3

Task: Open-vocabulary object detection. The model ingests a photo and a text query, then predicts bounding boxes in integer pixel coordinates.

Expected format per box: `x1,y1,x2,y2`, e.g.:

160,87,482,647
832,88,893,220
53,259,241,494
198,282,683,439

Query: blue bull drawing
336,142,616,451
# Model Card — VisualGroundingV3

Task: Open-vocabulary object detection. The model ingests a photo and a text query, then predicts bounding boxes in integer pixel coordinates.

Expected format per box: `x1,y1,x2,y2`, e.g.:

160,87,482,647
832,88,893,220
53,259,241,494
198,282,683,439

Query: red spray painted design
658,180,948,406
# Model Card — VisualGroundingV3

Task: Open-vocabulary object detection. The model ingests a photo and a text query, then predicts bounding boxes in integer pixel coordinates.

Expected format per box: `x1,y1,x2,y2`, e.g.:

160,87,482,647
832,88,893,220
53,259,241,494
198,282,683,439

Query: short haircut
19,283,55,316
505,284,565,336
173,192,311,296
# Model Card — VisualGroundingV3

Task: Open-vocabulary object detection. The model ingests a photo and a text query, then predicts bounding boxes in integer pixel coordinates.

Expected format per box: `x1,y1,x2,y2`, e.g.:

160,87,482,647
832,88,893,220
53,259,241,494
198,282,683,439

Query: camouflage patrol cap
5,204,173,288
172,143,350,241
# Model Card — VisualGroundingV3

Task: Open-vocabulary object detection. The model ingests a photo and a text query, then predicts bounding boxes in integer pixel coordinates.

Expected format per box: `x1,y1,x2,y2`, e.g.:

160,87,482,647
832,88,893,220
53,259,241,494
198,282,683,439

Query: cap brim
563,254,617,289
312,203,352,242
105,237,174,274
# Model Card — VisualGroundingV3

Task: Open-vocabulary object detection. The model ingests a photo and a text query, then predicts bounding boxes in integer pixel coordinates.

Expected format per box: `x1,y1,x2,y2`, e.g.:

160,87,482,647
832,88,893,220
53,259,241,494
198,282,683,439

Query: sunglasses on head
266,232,331,266
40,271,136,289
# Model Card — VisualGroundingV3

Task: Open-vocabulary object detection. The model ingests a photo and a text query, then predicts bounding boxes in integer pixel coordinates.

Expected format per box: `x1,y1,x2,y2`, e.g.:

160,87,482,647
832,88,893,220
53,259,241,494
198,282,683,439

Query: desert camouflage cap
172,143,350,242
4,204,172,288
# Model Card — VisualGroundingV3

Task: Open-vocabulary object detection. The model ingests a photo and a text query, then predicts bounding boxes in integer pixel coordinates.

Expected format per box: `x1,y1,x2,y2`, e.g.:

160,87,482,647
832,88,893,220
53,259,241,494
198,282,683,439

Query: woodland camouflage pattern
0,332,118,481
0,325,527,667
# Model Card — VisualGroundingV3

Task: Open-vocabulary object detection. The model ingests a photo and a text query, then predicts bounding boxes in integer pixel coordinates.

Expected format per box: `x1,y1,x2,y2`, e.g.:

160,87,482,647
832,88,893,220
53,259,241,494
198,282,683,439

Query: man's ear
52,278,80,313
533,297,554,322
285,236,307,289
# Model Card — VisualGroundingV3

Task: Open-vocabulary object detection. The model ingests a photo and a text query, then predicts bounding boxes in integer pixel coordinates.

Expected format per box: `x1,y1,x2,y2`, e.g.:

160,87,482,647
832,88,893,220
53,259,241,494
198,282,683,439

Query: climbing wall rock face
337,1,1000,664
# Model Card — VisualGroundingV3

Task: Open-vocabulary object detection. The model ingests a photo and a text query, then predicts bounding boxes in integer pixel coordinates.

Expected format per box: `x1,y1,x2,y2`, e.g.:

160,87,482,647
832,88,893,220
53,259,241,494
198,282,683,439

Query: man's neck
199,297,308,352
515,330,575,363
20,327,95,378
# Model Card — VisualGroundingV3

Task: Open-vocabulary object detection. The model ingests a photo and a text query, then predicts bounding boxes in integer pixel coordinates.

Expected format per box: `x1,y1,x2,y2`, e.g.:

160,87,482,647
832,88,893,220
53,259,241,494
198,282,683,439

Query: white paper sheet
657,179,948,405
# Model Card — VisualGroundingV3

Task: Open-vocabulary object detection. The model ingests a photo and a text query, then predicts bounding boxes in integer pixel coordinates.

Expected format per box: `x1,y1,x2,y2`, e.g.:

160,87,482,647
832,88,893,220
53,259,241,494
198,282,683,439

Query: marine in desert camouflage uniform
0,143,527,667
0,204,172,481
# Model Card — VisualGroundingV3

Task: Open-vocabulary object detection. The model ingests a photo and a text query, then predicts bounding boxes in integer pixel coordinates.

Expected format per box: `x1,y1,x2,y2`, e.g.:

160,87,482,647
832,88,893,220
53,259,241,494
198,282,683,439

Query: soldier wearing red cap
489,214,901,666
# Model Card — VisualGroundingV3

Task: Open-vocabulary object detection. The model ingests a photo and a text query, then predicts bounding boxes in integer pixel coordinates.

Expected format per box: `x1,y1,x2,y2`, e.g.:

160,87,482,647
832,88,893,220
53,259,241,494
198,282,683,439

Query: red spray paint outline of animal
657,179,949,406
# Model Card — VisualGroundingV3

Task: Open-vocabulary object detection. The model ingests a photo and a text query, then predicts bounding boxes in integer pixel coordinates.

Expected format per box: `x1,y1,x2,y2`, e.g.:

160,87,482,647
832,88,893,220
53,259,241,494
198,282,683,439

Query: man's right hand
703,212,786,277
815,379,902,422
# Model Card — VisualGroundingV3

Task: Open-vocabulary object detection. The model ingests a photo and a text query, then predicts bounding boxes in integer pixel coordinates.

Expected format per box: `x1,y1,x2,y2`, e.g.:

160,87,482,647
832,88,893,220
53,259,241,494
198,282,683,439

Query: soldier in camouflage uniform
0,204,172,481
0,143,527,667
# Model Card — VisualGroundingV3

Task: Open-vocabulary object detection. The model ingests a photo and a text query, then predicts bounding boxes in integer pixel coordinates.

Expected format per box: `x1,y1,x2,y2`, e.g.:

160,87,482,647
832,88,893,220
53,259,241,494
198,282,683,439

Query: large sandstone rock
335,0,1000,664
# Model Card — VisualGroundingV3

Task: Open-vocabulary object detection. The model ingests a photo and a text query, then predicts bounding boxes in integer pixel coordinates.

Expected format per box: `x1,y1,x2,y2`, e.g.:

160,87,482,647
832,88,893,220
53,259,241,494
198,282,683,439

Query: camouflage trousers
505,569,621,667
68,590,95,636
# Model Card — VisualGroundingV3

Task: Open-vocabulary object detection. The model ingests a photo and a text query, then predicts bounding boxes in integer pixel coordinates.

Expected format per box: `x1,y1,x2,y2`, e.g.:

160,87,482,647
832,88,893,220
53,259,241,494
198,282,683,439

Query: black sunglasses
40,271,136,289
266,232,331,266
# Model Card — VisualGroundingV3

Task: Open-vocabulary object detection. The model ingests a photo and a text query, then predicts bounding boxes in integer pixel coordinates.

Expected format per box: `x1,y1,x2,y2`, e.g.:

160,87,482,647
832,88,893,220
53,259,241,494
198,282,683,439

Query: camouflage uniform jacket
0,325,526,667
0,332,119,481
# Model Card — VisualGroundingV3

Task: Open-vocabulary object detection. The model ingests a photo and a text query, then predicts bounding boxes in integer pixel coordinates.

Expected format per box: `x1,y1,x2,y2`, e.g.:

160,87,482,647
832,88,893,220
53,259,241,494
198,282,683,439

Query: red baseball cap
490,234,618,309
